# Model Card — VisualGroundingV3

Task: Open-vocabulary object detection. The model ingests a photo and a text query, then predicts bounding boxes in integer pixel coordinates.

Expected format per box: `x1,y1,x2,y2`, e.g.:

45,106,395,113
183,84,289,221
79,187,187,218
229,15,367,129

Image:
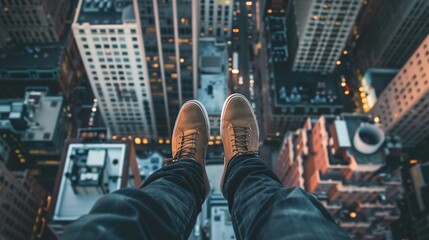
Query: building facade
354,0,429,71
199,0,233,40
0,163,48,240
291,0,362,73
73,0,200,139
275,114,403,238
0,0,70,45
370,36,429,147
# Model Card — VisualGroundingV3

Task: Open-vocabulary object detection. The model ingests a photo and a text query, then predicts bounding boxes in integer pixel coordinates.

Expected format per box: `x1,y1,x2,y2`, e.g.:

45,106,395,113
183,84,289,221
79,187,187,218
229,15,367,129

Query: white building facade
292,0,362,73
73,0,157,138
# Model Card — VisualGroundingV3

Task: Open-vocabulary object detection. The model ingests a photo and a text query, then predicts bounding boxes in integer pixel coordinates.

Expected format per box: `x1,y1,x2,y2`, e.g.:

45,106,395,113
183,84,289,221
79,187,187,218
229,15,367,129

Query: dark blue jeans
62,156,350,240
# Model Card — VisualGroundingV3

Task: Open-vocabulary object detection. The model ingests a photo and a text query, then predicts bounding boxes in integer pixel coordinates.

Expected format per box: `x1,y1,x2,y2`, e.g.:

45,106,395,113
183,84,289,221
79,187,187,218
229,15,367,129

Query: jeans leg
62,159,205,240
223,155,350,240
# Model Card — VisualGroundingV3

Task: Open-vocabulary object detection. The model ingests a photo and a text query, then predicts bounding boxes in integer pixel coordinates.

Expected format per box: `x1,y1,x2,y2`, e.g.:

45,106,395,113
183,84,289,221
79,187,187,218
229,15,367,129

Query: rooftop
0,89,63,142
361,68,398,109
275,72,342,107
76,0,136,25
197,39,228,115
0,43,64,73
52,143,129,221
324,114,401,165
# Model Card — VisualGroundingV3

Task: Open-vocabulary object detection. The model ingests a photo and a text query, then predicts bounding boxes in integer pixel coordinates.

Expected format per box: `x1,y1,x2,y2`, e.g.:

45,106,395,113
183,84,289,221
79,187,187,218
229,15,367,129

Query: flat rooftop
76,0,135,25
275,72,342,107
324,114,396,165
197,39,228,115
0,90,63,142
53,143,127,221
0,43,64,72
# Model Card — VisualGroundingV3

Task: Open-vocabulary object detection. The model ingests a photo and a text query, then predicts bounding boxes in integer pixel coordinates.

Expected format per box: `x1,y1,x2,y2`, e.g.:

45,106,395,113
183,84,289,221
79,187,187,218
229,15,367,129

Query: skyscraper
0,163,48,240
136,0,199,138
73,0,200,139
73,0,158,139
370,36,429,147
275,114,402,238
291,0,363,73
199,0,233,40
0,0,70,45
354,0,429,70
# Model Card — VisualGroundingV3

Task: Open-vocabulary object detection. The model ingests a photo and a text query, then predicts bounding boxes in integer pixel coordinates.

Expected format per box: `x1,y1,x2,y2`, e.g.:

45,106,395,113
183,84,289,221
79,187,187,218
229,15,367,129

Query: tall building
48,140,140,236
275,114,403,238
354,0,429,70
73,0,200,139
259,5,344,141
72,0,157,139
291,0,363,73
370,36,429,147
199,0,233,40
0,0,70,45
136,0,199,137
0,163,49,240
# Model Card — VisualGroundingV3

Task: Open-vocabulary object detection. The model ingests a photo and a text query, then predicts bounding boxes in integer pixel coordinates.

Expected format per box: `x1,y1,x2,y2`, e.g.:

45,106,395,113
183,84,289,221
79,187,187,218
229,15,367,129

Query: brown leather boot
163,100,211,198
220,93,259,190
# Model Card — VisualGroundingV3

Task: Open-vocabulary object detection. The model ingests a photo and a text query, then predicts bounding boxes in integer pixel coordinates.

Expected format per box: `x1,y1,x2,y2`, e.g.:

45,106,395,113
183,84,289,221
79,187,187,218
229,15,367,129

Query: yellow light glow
344,90,350,95
121,137,127,141
15,149,20,154
233,28,239,33
208,141,214,145
112,135,118,140
250,79,255,84
93,98,98,103
410,159,418,164
362,98,367,103
92,107,97,112
216,135,222,140
349,212,357,218
374,116,380,123
360,92,366,98
143,138,149,144
267,9,273,14
180,58,185,63
158,139,164,144
341,82,346,87
343,50,348,55
232,69,239,74
248,13,252,17
312,15,318,20
215,140,221,145
20,158,26,164
336,60,341,65
134,138,141,144
165,139,171,144
210,135,215,140
359,87,364,92
246,1,252,6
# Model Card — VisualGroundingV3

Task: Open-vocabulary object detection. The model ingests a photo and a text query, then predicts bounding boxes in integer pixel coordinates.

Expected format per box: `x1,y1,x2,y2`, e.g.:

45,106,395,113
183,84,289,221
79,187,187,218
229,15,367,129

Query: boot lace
164,132,200,164
230,127,259,156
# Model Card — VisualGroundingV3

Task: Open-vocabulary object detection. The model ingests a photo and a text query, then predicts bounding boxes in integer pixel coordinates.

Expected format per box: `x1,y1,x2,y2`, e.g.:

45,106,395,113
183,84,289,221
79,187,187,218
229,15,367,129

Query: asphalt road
231,0,255,99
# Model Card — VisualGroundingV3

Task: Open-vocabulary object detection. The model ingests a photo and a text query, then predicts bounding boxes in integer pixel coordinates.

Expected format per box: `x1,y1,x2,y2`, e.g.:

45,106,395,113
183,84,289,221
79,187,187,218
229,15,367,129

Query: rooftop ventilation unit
353,125,385,155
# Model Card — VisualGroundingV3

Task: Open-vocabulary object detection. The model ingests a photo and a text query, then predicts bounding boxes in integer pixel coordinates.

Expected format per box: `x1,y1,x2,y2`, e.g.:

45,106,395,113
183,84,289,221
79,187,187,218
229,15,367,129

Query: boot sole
219,93,259,191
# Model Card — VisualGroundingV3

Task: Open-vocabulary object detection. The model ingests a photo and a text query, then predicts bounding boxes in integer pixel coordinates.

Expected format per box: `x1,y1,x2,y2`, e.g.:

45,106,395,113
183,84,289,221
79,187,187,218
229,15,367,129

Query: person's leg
62,159,205,240
62,100,211,240
223,155,350,239
220,94,350,240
